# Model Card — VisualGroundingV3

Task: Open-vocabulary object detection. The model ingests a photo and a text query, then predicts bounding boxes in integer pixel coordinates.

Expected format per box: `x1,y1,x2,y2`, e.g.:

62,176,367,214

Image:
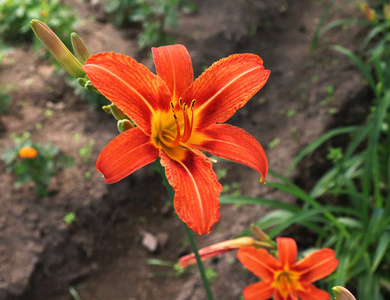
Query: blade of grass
219,195,301,212
371,232,390,274
331,45,377,94
311,0,337,55
286,126,359,176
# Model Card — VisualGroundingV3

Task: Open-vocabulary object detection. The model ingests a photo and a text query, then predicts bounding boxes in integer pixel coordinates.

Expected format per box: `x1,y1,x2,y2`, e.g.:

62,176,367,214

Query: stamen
181,99,196,143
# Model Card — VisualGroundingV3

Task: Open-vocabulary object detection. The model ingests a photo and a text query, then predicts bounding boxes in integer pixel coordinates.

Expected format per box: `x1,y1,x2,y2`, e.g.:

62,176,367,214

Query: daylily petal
237,247,281,281
242,281,275,300
152,44,193,105
293,249,338,283
159,148,222,235
274,290,299,300
277,238,297,268
96,127,159,183
83,52,171,135
296,284,331,300
181,53,270,130
190,124,268,182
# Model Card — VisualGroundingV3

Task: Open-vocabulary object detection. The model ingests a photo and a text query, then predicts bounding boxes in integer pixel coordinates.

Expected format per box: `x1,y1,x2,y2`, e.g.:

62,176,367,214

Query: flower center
156,99,195,148
273,270,302,298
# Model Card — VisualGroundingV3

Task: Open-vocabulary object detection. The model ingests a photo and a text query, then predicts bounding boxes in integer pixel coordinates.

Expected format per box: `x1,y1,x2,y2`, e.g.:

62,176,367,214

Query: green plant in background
1,132,74,196
79,139,95,164
101,0,195,49
0,0,76,49
63,212,76,225
0,90,11,114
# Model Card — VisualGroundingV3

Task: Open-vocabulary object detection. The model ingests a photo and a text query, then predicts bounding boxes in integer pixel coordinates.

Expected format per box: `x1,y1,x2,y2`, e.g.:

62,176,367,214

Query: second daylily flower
237,238,339,300
82,44,270,235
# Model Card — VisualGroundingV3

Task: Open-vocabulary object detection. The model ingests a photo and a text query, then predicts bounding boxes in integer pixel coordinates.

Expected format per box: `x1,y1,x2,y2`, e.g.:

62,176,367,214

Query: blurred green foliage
1,132,74,196
0,0,77,49
101,0,195,49
0,89,11,114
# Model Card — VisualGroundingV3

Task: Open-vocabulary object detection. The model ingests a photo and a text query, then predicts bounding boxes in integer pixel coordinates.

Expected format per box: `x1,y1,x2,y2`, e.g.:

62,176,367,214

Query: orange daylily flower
237,238,339,300
82,44,270,235
19,146,38,159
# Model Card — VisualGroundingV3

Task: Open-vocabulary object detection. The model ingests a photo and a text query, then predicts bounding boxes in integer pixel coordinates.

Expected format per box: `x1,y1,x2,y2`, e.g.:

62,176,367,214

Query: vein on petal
196,65,263,112
86,63,157,120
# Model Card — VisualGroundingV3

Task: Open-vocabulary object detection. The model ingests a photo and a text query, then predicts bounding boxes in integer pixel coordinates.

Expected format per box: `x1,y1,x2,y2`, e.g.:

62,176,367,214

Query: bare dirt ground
0,0,368,299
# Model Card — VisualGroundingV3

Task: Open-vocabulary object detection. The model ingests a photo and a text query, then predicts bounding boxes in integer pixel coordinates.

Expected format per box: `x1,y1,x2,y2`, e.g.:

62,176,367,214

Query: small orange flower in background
82,44,270,235
237,237,339,300
19,146,38,159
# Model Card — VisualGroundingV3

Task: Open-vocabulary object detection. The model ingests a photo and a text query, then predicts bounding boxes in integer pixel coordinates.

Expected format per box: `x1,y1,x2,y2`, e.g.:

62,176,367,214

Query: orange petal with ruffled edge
96,127,159,183
293,248,338,284
242,281,275,300
237,247,281,281
181,53,270,131
277,237,298,267
152,44,193,105
190,124,268,182
296,284,332,300
83,52,171,135
159,148,222,235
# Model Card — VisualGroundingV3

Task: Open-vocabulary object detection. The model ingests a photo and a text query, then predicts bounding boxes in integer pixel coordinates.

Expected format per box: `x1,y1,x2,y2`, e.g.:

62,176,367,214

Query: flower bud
71,33,91,64
30,19,85,78
251,224,271,242
332,286,356,300
102,105,112,114
384,3,390,20
179,237,260,268
77,77,87,87
84,80,97,91
117,119,135,133
19,146,38,159
110,104,129,120
359,3,376,22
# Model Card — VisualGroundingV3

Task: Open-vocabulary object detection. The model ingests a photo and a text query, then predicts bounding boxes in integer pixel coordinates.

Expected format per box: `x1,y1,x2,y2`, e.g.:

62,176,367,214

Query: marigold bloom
179,236,273,268
19,146,38,159
237,238,339,300
82,44,270,235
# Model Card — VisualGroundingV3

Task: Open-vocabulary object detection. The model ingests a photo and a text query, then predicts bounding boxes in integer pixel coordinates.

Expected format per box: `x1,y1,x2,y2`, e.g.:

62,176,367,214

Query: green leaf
219,195,300,212
286,126,358,176
370,232,390,274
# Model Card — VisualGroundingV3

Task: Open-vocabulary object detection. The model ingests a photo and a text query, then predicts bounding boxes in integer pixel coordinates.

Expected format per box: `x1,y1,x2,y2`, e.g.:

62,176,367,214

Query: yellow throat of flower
152,99,196,149
273,269,303,298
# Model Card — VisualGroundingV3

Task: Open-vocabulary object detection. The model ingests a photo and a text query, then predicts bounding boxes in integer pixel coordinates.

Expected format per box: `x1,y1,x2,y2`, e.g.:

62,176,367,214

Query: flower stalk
156,161,214,300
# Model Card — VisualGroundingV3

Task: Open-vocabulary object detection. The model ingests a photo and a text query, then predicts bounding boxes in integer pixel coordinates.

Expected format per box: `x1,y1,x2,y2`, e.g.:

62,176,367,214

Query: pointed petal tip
259,173,266,183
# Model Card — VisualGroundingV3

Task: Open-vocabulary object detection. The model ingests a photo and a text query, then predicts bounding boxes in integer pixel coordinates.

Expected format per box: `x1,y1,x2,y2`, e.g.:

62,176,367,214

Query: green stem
183,223,214,300
156,161,214,300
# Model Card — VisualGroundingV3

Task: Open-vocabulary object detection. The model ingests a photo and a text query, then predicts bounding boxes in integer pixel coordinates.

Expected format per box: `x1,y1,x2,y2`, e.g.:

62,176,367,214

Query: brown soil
0,0,367,299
